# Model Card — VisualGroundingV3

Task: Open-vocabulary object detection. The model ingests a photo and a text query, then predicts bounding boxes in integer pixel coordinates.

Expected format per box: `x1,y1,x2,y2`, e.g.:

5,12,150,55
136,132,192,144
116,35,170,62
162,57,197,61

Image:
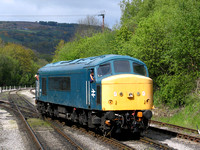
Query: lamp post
98,14,105,32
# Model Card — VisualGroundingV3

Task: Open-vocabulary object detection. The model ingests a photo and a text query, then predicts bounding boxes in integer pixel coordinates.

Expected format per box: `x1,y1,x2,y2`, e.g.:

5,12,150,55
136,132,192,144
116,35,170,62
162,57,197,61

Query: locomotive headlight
137,92,140,96
128,92,133,98
119,92,123,97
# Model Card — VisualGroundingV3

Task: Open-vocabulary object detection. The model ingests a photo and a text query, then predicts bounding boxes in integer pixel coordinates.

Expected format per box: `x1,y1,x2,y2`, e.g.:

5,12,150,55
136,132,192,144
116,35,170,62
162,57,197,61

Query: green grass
0,92,9,100
27,118,51,129
153,93,200,130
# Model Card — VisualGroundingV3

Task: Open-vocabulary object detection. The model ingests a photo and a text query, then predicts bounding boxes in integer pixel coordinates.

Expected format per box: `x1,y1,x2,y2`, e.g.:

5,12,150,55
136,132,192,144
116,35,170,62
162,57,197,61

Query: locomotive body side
37,64,102,110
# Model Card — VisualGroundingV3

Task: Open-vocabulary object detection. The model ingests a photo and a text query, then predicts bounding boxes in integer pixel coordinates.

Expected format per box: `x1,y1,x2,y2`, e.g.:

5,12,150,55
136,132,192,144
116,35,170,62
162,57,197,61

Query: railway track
45,117,84,150
67,123,136,150
139,136,175,150
1,90,199,149
0,90,174,149
149,126,200,143
0,100,38,117
16,90,37,112
8,91,44,150
15,90,138,149
1,90,85,149
150,120,200,143
62,121,175,150
151,120,199,134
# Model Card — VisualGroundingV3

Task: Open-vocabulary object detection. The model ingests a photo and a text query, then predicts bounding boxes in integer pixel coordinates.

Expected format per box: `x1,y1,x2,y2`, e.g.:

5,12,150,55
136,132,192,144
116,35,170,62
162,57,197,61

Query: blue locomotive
35,54,153,135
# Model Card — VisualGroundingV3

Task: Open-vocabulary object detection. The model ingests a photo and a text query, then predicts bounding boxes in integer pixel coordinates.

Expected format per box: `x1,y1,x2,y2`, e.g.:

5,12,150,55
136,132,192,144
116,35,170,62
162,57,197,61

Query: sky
0,0,122,28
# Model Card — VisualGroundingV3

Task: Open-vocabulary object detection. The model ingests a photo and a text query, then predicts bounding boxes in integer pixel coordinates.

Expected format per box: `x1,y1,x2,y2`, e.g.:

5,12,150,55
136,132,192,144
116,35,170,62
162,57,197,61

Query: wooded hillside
0,21,101,55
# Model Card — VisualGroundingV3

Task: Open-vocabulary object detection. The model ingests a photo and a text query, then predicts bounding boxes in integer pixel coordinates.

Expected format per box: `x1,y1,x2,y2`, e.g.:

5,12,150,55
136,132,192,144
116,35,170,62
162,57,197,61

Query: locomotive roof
38,54,146,74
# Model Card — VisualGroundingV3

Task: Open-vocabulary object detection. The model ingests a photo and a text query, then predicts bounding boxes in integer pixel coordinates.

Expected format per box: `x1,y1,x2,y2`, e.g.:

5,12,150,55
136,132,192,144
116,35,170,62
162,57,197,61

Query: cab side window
133,63,147,76
42,78,47,95
97,63,111,77
90,69,95,83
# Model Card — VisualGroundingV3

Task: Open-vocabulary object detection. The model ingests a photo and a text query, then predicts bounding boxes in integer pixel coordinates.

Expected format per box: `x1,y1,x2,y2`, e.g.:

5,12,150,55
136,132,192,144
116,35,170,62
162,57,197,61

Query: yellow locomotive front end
101,74,153,111
100,73,153,135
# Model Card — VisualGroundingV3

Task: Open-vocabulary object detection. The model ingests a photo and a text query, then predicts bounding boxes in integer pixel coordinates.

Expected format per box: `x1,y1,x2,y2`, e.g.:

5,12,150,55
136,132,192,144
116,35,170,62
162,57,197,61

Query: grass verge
152,93,200,130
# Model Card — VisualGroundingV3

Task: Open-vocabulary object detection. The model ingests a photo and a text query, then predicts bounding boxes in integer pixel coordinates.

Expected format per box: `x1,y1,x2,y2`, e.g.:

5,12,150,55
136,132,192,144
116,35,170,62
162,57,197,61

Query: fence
0,85,34,93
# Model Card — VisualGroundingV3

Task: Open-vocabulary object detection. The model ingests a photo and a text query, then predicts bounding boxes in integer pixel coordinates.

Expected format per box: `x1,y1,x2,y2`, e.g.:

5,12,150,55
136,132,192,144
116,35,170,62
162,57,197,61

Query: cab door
36,79,39,99
86,68,97,109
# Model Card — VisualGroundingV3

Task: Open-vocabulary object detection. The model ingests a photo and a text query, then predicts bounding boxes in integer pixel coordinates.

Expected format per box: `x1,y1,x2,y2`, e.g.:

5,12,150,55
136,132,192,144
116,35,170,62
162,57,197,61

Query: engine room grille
97,85,101,105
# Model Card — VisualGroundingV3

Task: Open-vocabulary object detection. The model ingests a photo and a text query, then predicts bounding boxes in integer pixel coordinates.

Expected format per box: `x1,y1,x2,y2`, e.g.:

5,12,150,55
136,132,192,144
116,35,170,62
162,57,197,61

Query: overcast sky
0,0,122,28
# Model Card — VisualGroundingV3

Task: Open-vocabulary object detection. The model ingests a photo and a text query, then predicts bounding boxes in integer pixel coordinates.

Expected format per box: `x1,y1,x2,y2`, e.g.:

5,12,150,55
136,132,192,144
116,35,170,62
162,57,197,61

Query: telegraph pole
98,14,105,32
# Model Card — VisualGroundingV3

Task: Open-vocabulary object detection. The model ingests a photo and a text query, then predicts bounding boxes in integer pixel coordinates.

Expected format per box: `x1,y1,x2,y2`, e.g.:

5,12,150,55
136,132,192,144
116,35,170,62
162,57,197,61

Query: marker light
119,92,123,97
105,120,111,126
137,112,143,118
108,100,113,104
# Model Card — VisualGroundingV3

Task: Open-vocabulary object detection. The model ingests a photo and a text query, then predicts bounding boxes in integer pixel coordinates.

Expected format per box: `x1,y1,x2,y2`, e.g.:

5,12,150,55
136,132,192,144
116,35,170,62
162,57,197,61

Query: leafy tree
0,54,18,86
0,39,39,86
53,31,116,62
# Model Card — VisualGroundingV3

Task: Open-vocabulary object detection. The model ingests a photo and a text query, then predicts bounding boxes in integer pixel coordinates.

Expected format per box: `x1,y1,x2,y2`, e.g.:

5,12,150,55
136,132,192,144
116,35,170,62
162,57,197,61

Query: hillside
0,21,101,55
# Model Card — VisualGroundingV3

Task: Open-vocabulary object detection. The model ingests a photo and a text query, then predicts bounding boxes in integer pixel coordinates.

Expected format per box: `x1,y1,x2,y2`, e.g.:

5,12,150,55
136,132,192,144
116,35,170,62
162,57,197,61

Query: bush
154,73,196,107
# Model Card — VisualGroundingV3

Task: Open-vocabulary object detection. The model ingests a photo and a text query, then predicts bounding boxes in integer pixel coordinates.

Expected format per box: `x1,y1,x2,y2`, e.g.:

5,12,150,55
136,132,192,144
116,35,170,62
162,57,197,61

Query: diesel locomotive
35,54,153,135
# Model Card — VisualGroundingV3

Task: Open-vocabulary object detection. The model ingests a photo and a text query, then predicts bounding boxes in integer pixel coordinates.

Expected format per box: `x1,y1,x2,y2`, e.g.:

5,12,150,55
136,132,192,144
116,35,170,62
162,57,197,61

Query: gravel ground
144,129,200,150
0,108,26,150
62,125,113,150
122,140,153,150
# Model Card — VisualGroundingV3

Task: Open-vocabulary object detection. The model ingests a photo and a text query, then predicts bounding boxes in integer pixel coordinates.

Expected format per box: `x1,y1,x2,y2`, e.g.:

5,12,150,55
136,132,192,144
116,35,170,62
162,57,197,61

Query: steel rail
151,120,199,134
16,91,37,111
71,125,136,150
149,126,200,143
8,91,44,150
0,100,38,116
45,118,84,150
15,91,84,149
140,136,175,150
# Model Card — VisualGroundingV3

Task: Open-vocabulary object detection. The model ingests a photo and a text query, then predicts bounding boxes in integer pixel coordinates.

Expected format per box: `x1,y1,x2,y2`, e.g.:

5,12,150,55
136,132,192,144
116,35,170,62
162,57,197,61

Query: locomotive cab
87,58,153,135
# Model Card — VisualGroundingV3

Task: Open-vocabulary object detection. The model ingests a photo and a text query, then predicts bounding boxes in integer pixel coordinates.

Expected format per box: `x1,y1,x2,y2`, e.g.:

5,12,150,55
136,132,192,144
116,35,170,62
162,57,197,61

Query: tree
75,15,103,38
78,15,101,26
0,38,39,86
0,54,19,86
